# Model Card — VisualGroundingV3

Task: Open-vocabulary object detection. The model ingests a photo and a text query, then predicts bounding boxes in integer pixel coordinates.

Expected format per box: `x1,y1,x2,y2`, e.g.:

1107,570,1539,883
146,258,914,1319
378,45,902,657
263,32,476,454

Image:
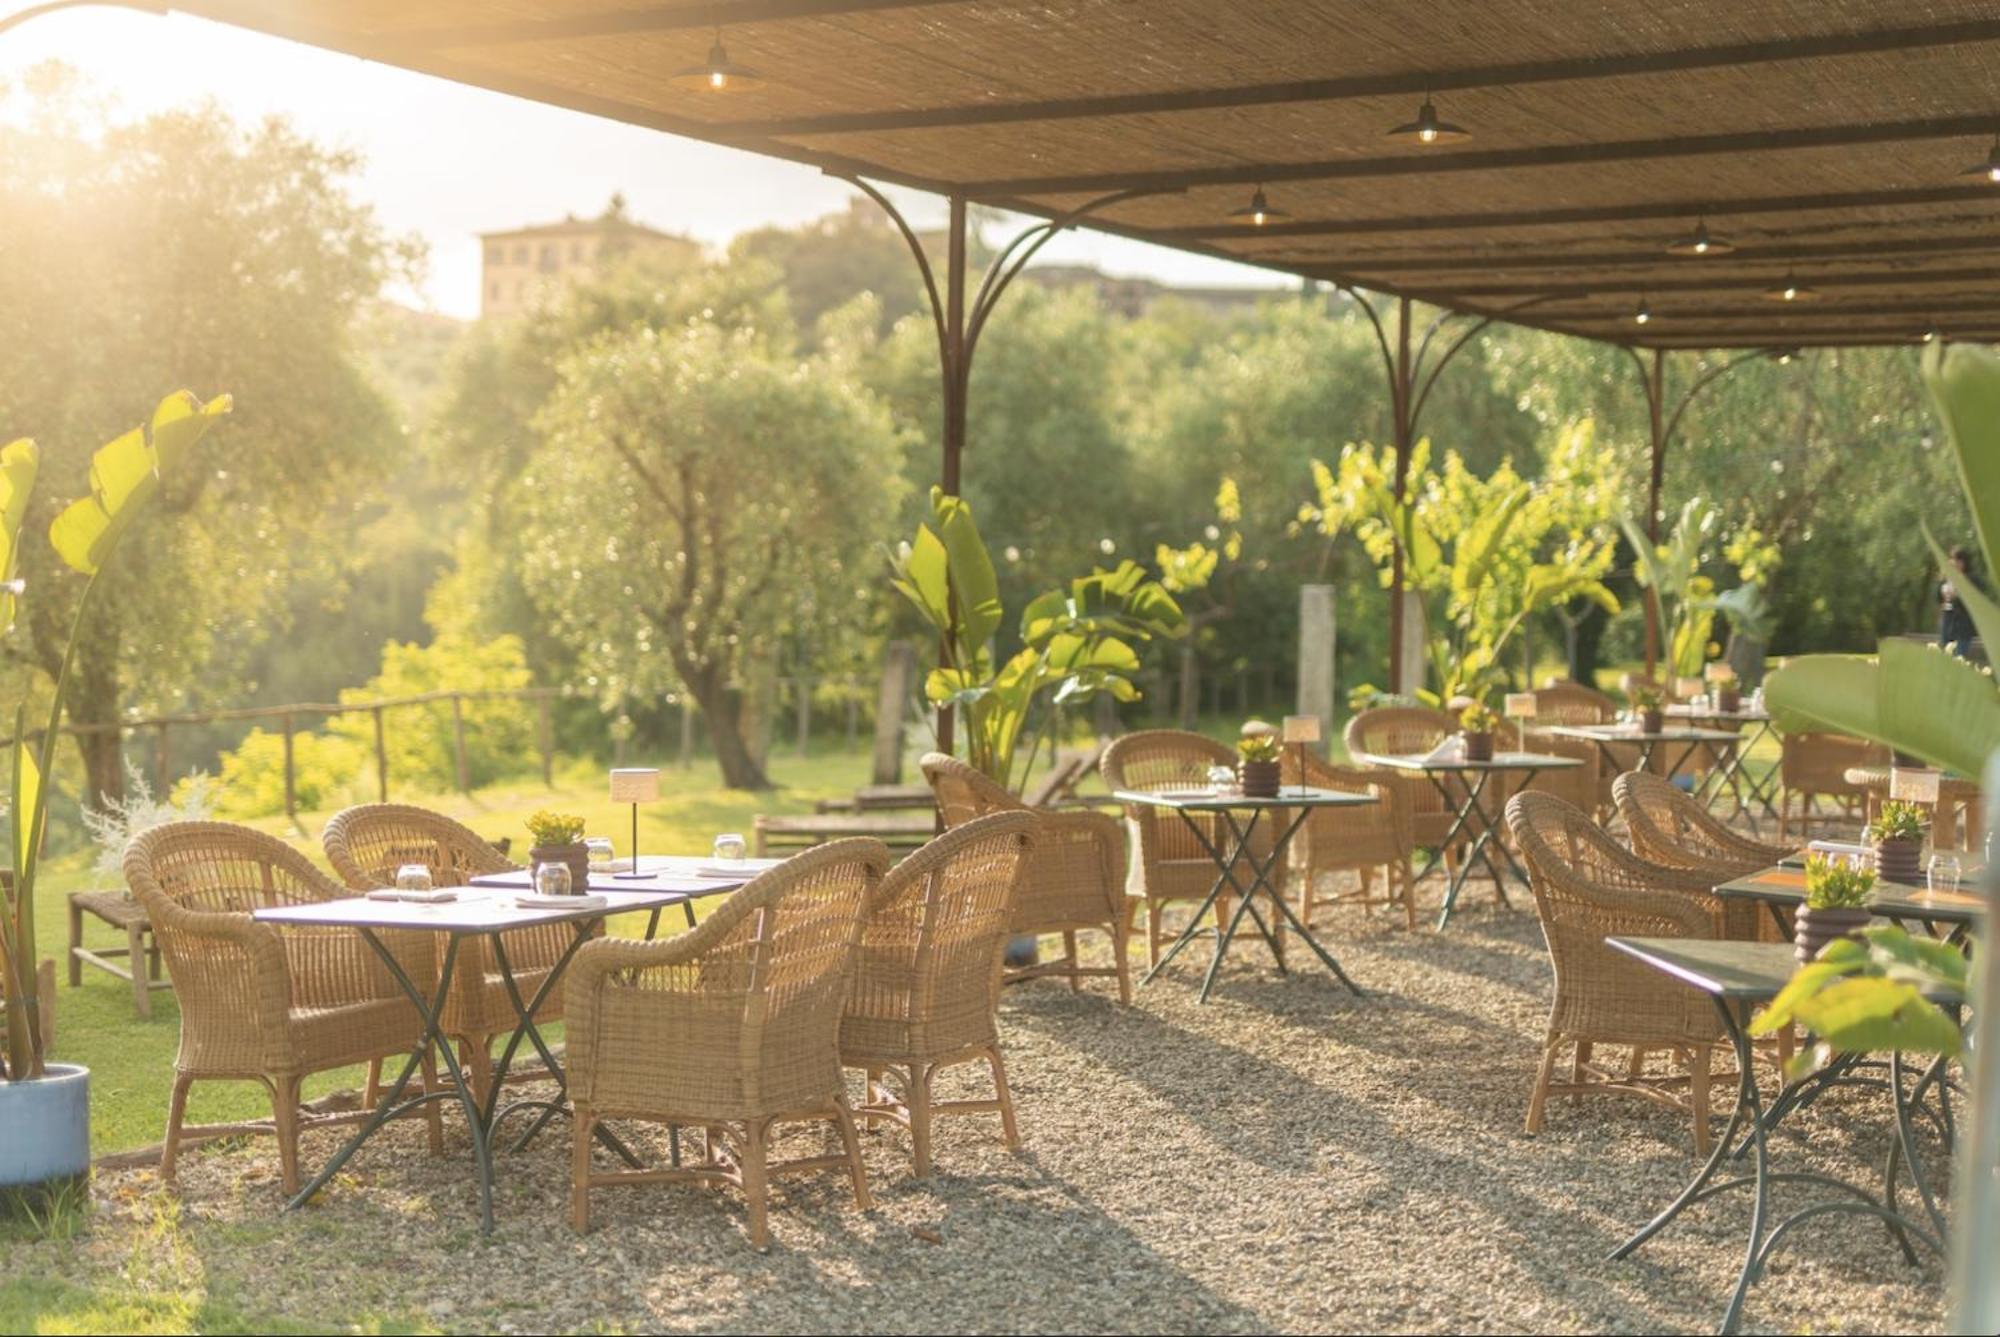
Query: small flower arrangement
1868,800,1930,844
527,810,587,847
1459,701,1500,734
1629,683,1663,711
1804,853,1875,910
1236,733,1283,763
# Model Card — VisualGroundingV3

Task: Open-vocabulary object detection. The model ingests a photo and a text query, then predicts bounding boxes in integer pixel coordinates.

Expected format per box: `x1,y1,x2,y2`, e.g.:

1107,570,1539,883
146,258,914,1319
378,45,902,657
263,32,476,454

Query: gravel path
63,894,1948,1335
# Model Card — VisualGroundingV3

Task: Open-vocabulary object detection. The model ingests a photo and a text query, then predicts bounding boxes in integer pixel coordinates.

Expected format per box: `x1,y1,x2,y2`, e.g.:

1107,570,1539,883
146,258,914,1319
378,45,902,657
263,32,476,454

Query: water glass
1928,854,1963,896
533,862,573,898
394,863,433,893
1206,764,1236,794
584,835,616,870
713,832,747,862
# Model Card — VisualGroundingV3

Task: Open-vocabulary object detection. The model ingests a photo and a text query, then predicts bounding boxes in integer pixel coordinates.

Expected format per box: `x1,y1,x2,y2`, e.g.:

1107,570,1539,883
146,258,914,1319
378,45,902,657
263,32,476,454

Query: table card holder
1890,766,1942,805
1504,692,1537,720
1282,715,1320,795
1673,675,1704,702
609,767,662,880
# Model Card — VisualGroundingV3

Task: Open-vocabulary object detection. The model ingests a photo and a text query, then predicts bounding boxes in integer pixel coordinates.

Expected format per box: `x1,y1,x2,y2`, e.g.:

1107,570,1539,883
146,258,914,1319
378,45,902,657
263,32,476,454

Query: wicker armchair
1614,770,1790,935
1101,730,1276,969
844,811,1036,1176
921,754,1129,1002
1504,792,1729,1154
565,839,887,1248
124,821,441,1194
1778,731,1887,838
1279,750,1416,929
1344,705,1465,858
323,804,568,1104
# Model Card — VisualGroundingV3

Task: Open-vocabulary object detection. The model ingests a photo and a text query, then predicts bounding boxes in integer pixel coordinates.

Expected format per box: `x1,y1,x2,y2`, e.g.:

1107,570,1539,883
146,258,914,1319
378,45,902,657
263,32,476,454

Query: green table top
1112,785,1376,812
1716,866,1987,927
1606,936,1800,1000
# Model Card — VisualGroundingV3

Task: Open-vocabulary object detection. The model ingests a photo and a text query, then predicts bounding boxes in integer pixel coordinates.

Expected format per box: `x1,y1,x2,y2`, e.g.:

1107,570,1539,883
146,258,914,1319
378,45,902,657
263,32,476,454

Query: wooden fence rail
5,675,876,819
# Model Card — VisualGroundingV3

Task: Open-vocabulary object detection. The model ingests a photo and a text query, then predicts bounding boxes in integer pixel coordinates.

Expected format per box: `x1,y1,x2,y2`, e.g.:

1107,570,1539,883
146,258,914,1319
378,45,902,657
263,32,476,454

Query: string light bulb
671,26,762,91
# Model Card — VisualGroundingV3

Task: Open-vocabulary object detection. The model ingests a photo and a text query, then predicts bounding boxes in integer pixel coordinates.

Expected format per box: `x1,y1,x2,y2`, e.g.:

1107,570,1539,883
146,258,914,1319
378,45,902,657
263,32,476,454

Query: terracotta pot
1795,904,1871,963
529,841,590,894
1238,758,1281,798
1872,835,1923,886
1717,688,1741,713
1639,708,1664,734
1461,730,1494,763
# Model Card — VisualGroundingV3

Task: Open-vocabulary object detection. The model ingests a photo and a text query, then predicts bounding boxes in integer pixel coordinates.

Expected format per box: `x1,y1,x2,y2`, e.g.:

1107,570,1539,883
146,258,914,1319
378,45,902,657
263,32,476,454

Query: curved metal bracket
1409,296,1556,431
831,173,947,366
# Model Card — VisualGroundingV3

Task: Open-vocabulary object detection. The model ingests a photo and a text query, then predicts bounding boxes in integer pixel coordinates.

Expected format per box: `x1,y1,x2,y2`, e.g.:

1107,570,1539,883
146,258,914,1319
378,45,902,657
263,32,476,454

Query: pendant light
1923,323,1943,344
1761,271,1820,303
1960,136,2000,183
1388,92,1469,145
671,25,762,91
1665,219,1735,257
1632,295,1653,326
1229,186,1288,226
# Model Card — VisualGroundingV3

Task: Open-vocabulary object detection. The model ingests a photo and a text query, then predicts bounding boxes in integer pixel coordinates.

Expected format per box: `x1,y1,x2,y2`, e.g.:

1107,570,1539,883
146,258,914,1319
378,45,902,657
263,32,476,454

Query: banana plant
1,391,230,1081
890,487,1184,788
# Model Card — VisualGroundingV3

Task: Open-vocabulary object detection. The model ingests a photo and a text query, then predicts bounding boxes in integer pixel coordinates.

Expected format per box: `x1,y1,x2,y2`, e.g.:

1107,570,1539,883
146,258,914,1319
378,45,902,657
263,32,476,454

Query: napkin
1422,737,1465,764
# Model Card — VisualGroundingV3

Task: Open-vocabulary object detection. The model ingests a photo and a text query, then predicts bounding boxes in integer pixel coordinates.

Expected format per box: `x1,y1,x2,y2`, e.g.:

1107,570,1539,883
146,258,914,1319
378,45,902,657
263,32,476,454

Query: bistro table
1605,935,1953,1335
1717,863,1986,944
1116,785,1375,1003
1356,749,1582,930
1548,721,1743,792
257,855,776,1233
1667,703,1781,829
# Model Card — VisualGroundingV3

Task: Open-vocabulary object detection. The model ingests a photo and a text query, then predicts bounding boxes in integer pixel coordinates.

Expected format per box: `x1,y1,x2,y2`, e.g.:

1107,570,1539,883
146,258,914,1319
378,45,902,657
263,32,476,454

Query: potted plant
1630,683,1664,734
1236,732,1282,798
1,391,231,1215
1795,853,1876,963
1867,799,1929,886
1459,701,1499,763
1708,663,1741,713
526,810,590,894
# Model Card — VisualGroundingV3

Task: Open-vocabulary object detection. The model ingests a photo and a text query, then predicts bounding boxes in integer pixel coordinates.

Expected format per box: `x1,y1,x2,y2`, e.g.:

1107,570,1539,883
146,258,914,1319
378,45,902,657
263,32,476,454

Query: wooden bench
68,889,169,1019
752,811,936,857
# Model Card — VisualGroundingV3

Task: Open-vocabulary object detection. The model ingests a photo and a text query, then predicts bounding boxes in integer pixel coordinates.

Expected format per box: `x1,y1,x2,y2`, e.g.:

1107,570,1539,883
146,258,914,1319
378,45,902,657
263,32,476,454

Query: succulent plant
527,810,588,846
1804,852,1876,909
1459,701,1500,734
1868,800,1930,844
1236,733,1283,763
1629,683,1664,711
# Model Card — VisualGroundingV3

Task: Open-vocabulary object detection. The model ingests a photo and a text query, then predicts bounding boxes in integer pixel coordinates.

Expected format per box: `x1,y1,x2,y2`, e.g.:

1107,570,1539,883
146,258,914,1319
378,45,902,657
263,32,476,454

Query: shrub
212,729,365,818
330,633,537,793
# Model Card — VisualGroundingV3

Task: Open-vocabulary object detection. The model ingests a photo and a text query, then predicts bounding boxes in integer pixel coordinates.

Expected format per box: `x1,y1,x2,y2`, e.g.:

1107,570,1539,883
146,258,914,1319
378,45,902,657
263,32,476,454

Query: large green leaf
0,438,38,636
891,523,952,630
1922,341,2000,579
1762,652,1883,741
50,391,231,575
1873,634,2000,777
1788,976,1963,1058
929,487,1002,650
11,728,37,895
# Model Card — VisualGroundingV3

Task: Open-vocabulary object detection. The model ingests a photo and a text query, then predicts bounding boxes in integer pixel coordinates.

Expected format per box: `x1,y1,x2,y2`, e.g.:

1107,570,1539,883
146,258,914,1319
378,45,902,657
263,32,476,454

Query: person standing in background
1940,546,1977,657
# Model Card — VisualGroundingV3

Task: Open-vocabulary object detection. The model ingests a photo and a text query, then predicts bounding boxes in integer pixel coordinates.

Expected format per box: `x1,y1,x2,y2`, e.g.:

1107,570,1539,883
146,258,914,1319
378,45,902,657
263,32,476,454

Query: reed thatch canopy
178,0,2000,349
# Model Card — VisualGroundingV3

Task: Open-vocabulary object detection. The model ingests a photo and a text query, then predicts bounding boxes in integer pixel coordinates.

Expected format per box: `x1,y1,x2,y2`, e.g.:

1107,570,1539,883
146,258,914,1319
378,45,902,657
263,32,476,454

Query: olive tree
522,319,905,789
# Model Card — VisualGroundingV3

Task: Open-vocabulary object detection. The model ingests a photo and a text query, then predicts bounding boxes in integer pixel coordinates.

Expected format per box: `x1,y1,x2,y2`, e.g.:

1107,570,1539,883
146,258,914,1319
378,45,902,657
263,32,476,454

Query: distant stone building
479,196,700,318
1019,263,1299,317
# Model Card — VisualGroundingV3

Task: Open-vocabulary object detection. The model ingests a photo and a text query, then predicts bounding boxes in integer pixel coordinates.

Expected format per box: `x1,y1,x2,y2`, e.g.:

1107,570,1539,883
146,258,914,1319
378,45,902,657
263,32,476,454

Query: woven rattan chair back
1101,730,1239,866
1532,683,1618,725
323,804,517,889
846,810,1035,1057
131,819,346,918
922,753,1027,825
1344,705,1455,758
1614,770,1788,880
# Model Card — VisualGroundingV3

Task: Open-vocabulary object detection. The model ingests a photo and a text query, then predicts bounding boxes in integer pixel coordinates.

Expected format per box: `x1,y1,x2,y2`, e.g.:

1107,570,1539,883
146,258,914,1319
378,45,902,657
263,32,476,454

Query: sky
0,5,1288,320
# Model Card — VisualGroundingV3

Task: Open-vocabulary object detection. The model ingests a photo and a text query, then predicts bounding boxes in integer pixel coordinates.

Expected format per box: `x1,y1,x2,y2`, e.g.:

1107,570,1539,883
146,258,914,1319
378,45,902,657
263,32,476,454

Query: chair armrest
1036,808,1127,919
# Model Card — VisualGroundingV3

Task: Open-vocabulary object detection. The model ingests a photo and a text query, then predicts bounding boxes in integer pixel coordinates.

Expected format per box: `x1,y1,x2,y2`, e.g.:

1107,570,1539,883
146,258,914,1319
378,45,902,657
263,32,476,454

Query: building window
486,246,501,265
514,245,528,264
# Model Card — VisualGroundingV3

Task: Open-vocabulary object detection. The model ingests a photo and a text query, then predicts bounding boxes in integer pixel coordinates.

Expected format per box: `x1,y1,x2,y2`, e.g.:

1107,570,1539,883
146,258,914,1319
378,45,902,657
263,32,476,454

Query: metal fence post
537,695,554,787
372,705,389,802
451,694,470,794
281,712,296,822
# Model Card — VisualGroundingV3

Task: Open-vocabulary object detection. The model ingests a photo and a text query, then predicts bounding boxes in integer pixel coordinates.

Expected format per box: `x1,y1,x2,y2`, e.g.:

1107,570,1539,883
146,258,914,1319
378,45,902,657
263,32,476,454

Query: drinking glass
394,863,433,893
1928,854,1963,896
1206,764,1236,794
534,862,573,898
713,832,747,862
584,836,616,870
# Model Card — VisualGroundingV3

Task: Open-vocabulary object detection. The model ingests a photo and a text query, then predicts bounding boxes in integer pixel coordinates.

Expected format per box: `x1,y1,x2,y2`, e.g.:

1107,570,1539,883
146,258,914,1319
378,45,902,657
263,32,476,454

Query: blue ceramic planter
0,1063,90,1196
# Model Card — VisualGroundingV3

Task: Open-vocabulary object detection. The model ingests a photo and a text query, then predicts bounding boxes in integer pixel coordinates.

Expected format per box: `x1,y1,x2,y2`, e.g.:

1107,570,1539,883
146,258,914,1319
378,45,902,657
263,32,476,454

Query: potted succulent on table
1630,683,1665,735
1459,700,1500,763
526,810,590,894
1236,732,1282,798
1,391,231,1216
1867,799,1929,886
1709,663,1742,714
1795,853,1876,963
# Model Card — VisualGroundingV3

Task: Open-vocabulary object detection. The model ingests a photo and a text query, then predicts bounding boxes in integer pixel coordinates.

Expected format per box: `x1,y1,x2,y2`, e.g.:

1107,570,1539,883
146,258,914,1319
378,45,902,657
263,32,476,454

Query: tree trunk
67,654,127,812
1177,644,1199,729
689,670,771,790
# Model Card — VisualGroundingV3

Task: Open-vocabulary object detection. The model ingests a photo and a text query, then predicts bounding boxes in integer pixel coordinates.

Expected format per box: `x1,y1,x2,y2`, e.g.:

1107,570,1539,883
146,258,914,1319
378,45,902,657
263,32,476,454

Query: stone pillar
1295,584,1336,756
872,640,917,783
1394,590,1426,697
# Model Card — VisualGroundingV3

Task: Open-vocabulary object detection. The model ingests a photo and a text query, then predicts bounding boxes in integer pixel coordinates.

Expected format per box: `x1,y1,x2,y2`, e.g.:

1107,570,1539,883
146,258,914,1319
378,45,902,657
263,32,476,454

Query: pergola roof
179,0,2000,348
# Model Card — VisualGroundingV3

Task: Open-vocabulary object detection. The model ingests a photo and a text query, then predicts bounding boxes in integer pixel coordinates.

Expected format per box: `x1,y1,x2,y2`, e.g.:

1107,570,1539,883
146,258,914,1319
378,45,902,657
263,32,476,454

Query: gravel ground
55,889,1949,1335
